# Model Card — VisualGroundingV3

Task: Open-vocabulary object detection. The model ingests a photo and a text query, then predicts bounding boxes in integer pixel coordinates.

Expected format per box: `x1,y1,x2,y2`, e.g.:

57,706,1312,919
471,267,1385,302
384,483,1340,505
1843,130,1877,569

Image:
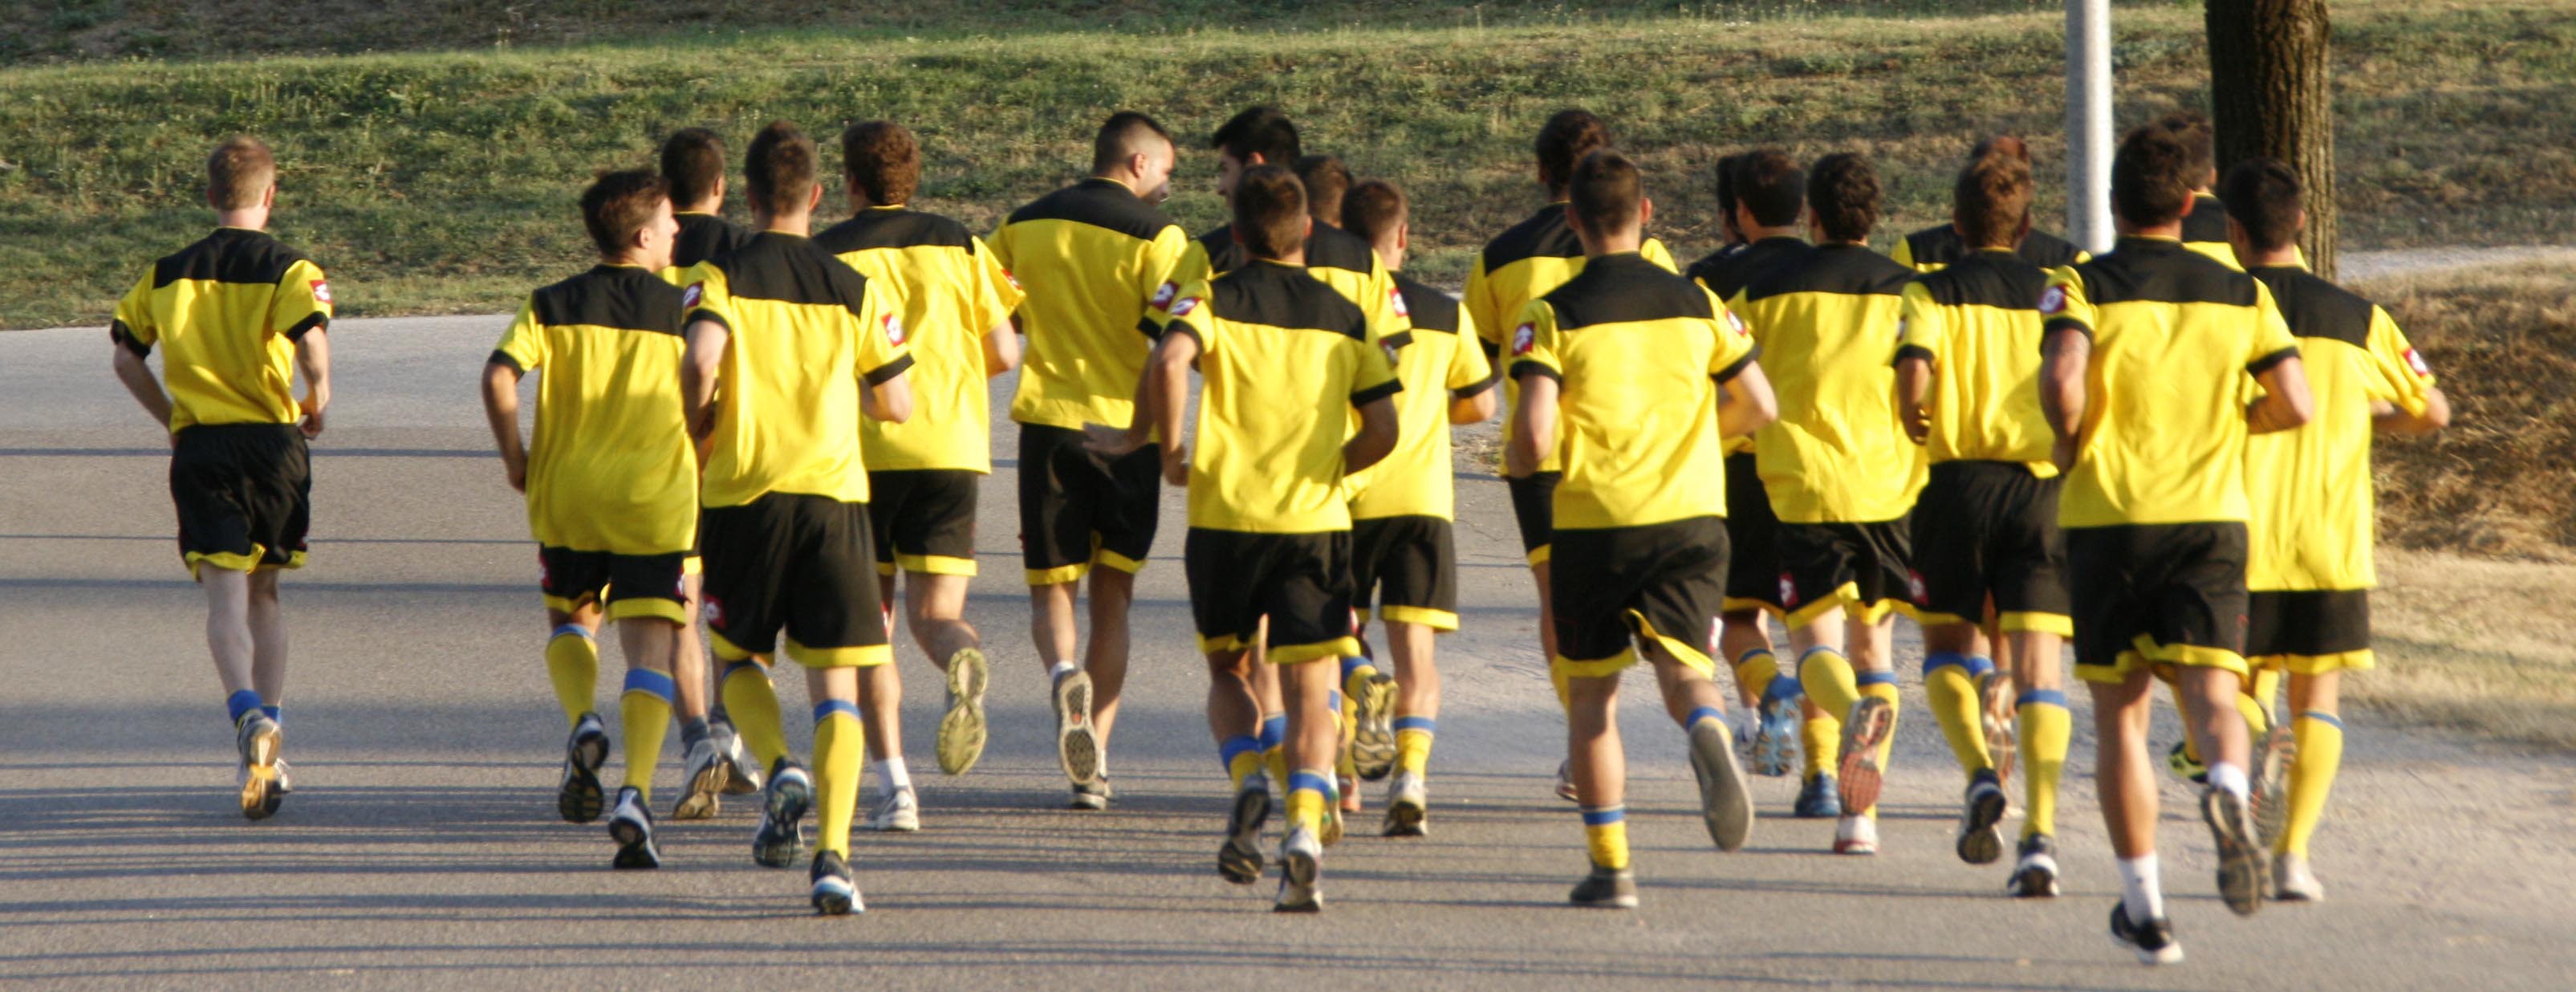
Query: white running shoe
672,736,727,820
1274,826,1323,913
1834,814,1879,856
1382,770,1428,837
2274,852,2325,902
867,787,921,832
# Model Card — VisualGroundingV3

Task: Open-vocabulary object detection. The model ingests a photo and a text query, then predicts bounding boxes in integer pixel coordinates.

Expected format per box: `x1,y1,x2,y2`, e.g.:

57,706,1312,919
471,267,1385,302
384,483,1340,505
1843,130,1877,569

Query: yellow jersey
490,265,697,555
1892,248,2059,473
1728,243,1924,523
109,227,333,433
990,178,1189,431
1465,203,1676,474
1347,273,1496,522
816,205,1026,473
1890,224,2087,274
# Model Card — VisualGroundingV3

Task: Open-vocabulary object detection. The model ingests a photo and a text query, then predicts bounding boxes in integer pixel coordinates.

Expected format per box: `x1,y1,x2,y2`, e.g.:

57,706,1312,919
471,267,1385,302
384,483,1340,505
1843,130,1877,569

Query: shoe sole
754,774,812,868
609,815,660,869
1275,843,1322,913
1751,696,1800,778
936,648,991,777
811,878,855,916
239,722,282,821
2113,933,2185,966
1553,761,1580,803
1383,794,1426,837
867,816,921,833
1688,722,1755,852
1348,676,1398,782
672,758,728,821
1219,787,1270,884
2012,858,2061,898
716,727,761,795
1837,697,1894,815
1054,670,1102,787
2203,791,2267,917
558,726,608,824
2253,723,2295,849
1956,786,2008,865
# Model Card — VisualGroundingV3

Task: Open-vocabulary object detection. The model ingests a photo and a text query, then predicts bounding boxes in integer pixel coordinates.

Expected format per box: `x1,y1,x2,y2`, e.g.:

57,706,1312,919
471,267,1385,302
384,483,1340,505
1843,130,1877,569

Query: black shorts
867,469,978,577
1506,471,1560,565
1721,452,1782,614
1909,461,2070,633
698,493,890,669
1351,515,1458,631
1184,528,1360,666
170,423,310,579
1776,517,1912,628
1018,424,1160,585
539,547,689,624
1550,517,1729,678
2066,522,2251,683
2247,588,2375,673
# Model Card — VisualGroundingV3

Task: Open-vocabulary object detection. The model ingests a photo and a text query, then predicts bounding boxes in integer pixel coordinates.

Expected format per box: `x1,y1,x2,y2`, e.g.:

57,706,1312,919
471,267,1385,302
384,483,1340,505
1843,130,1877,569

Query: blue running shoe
1750,678,1802,778
1794,772,1843,819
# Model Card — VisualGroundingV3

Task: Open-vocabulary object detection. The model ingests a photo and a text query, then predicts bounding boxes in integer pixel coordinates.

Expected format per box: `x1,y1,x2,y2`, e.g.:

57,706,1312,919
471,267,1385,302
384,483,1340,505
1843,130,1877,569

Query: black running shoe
1218,780,1270,884
1956,770,2008,865
754,757,812,868
1570,864,1639,909
810,849,859,916
607,786,660,869
2109,901,2182,966
2009,834,2060,898
558,712,609,824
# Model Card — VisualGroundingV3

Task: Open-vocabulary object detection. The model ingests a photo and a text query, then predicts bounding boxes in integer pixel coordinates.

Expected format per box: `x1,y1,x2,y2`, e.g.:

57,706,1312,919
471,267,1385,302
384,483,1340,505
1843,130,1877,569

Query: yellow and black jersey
1891,224,2088,274
990,178,1189,432
2042,236,2297,528
2180,193,2241,270
489,265,697,555
1151,222,1407,340
816,205,1025,474
2245,264,2437,592
1465,203,1676,474
681,231,914,509
670,212,748,271
1164,261,1403,535
1685,236,1807,303
1347,273,1495,522
110,228,332,433
1729,243,1924,523
1891,248,2058,473
1507,252,1758,530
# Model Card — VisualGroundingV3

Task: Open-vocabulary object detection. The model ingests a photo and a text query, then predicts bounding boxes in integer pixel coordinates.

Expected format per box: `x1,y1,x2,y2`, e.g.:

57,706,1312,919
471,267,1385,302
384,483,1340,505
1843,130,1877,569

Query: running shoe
273,758,295,796
1833,814,1879,856
1569,864,1639,909
753,757,812,868
1794,772,1843,819
1687,717,1754,852
557,712,608,824
1274,825,1323,913
810,849,860,916
235,712,283,821
1956,770,2008,865
1835,695,1895,815
2010,834,2061,898
1052,668,1102,788
2273,852,2324,903
1219,779,1270,884
1382,770,1428,837
937,647,990,776
607,786,660,869
1749,679,1803,778
2253,720,2296,848
673,736,727,820
867,787,920,832
1069,776,1112,811
2109,901,2183,966
2202,787,2267,917
2166,739,2208,785
1553,759,1580,803
713,717,760,795
1347,672,1398,781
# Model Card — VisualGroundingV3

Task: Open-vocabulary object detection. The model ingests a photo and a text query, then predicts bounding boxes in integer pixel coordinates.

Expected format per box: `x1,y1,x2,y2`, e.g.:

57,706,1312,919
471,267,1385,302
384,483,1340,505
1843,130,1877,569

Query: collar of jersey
2116,234,2184,249
591,262,652,275
213,226,268,237
863,204,909,213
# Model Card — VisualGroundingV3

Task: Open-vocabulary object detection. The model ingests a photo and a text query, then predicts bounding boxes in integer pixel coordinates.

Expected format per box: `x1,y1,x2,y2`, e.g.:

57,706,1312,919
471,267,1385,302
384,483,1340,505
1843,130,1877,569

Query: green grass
6,0,2575,328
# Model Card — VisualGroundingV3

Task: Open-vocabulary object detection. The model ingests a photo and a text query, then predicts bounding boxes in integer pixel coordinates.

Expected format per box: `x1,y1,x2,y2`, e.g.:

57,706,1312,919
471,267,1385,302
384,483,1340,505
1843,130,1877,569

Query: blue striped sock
226,689,263,726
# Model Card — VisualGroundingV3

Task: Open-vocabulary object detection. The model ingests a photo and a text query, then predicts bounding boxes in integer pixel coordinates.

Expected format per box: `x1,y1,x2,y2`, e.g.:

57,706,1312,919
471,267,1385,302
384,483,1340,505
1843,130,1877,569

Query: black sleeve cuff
1135,315,1165,339
488,350,526,375
1712,347,1759,384
1479,339,1501,361
2245,346,2298,376
1891,343,1935,367
1453,373,1501,400
109,320,151,358
686,308,731,333
1509,359,1560,383
2040,316,2093,345
863,352,916,386
1350,379,1404,408
282,312,328,342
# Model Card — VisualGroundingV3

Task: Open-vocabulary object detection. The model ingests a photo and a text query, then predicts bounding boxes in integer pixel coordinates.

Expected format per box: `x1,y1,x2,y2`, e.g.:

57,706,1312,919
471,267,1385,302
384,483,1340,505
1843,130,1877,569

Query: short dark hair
660,128,727,208
1092,111,1171,175
2111,123,2196,227
208,136,275,211
581,169,670,258
1294,155,1352,226
1534,108,1611,194
1713,153,1745,238
2220,157,2303,252
1211,106,1301,167
744,121,819,217
1232,165,1308,260
1806,152,1881,243
1969,134,2032,165
1341,179,1407,245
1736,149,1804,228
2155,112,2216,185
1953,150,2033,250
1567,149,1644,235
842,120,920,205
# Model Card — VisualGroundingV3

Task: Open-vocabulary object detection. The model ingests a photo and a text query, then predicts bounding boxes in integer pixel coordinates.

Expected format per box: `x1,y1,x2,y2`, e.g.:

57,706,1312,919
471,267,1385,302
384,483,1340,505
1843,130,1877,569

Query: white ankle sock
874,758,912,792
1049,661,1078,680
2206,761,2250,798
2119,854,2164,921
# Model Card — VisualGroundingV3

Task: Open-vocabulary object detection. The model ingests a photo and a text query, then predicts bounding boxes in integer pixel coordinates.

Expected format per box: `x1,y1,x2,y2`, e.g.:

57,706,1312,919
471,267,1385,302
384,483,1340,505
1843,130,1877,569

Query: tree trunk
2207,0,2336,278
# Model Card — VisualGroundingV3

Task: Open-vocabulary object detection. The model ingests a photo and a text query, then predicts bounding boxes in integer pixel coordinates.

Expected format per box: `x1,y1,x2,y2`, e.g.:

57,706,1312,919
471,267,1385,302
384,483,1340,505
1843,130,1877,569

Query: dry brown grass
2357,549,2576,749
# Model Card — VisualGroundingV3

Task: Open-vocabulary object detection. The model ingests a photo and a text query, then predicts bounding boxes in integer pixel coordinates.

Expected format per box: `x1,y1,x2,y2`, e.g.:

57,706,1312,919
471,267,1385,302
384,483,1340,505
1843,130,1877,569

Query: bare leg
1206,648,1260,745
243,570,288,705
671,574,709,720
1648,644,1731,726
201,568,257,697
2176,665,2252,775
1717,610,1772,707
1029,580,1079,673
1085,569,1136,753
905,572,980,666
1565,673,1622,810
858,661,903,765
2091,670,2158,857
1386,621,1440,722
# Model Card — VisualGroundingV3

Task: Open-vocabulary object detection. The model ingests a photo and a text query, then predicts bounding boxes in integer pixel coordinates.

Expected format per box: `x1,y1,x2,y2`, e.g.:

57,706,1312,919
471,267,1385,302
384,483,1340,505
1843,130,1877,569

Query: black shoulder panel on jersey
1303,225,1378,276
1477,204,1583,274
532,266,689,336
1392,274,1461,335
1542,254,1715,331
2180,193,2230,246
2016,230,2086,269
671,213,748,270
1689,237,1807,301
2251,267,2373,348
1209,262,1370,340
712,233,876,315
1006,178,1180,243
2075,238,2260,308
153,229,311,289
814,209,973,255
1189,224,1250,278
1904,226,1964,268
1739,243,1916,303
1918,251,2051,311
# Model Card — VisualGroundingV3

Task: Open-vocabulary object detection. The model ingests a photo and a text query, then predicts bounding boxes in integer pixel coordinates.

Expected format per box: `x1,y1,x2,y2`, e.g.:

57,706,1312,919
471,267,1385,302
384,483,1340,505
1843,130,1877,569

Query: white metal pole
2066,0,2114,253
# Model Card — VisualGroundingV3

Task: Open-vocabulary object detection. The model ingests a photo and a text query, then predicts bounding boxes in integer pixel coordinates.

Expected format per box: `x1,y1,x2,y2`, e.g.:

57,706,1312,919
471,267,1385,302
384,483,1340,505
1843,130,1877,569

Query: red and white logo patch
2038,286,2067,315
701,595,725,627
1778,572,1800,608
1388,286,1411,319
309,280,332,305
1907,569,1929,604
884,312,907,346
1168,296,1201,319
1149,281,1179,309
681,282,705,309
1725,310,1749,337
1709,616,1724,657
1511,322,1537,356
2403,347,2432,378
1002,269,1022,291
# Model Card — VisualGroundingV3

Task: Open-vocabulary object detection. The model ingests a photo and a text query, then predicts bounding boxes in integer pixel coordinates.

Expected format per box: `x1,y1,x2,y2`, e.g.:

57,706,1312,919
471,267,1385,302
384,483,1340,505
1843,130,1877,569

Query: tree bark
2207,0,2336,278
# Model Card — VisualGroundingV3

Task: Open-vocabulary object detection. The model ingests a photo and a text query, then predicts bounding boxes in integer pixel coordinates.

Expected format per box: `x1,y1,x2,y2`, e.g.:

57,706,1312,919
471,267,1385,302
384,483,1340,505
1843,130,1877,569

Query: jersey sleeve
679,262,737,332
2245,280,2299,374
1448,307,1496,396
108,269,156,356
1641,238,1680,273
1364,258,1412,344
1893,280,1940,365
1709,292,1758,383
2038,266,2095,344
969,234,1026,332
1506,299,1563,382
1464,253,1501,352
1890,237,1919,271
1162,278,1217,354
2363,305,2438,416
1349,321,1403,408
270,258,333,341
851,278,916,387
1136,226,1195,335
489,296,546,373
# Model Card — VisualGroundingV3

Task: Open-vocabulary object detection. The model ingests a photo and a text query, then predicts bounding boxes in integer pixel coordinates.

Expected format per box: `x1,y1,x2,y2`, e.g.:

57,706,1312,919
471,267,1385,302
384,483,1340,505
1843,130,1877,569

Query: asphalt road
2,315,2570,990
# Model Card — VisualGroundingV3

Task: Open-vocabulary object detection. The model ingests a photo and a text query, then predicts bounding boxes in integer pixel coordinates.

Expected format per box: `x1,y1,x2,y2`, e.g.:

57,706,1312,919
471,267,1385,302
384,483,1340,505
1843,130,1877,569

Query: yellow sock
618,669,675,803
1582,805,1630,870
1340,657,1380,701
1284,769,1331,834
2278,711,2345,857
1857,676,1902,819
1924,654,1993,778
545,625,599,728
2234,686,2273,737
1801,708,1840,777
1221,734,1265,790
1394,718,1435,775
1259,714,1287,788
1733,649,1779,697
2017,691,2071,839
811,703,863,857
2167,679,2203,765
2249,666,2282,723
1800,648,1861,724
720,661,790,770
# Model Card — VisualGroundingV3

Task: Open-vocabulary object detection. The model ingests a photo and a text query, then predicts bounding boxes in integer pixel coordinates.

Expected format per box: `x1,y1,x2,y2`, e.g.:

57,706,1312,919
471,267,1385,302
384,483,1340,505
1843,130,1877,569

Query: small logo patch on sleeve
2038,286,2067,315
2403,347,2432,378
884,312,907,346
1725,310,1749,337
1511,323,1537,356
1168,296,1201,318
1150,281,1178,309
681,283,705,309
310,280,332,305
1002,269,1022,291
1388,287,1411,319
